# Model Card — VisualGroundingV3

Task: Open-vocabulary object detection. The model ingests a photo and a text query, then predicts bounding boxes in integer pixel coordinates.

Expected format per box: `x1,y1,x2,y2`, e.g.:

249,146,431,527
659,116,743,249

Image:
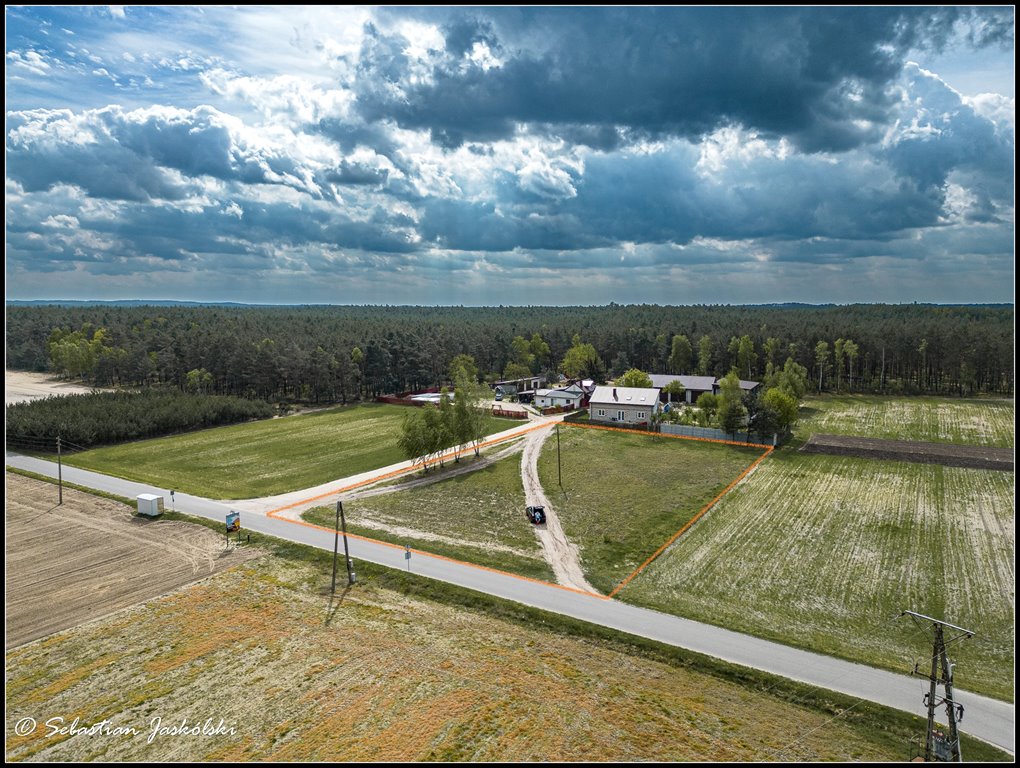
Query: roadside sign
226,511,240,533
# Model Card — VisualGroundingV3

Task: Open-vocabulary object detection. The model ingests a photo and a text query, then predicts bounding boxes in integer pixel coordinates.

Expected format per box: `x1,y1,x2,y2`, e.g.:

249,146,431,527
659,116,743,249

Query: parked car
526,505,546,525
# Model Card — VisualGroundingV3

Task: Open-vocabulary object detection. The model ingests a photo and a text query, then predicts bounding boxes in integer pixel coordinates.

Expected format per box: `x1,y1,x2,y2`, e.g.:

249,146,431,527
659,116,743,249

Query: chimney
613,388,618,400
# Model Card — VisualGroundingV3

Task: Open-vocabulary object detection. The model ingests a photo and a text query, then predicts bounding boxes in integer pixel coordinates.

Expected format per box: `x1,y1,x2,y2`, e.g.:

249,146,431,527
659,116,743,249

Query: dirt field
4,473,256,649
802,433,1014,471
623,450,1015,701
6,555,913,762
4,371,100,406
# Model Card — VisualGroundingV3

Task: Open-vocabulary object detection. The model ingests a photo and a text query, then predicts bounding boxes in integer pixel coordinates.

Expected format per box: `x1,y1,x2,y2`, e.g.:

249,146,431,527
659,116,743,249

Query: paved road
6,451,1014,754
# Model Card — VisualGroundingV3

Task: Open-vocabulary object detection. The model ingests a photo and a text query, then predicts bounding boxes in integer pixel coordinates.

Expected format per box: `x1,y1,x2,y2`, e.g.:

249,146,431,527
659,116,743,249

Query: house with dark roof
648,374,761,403
648,374,717,404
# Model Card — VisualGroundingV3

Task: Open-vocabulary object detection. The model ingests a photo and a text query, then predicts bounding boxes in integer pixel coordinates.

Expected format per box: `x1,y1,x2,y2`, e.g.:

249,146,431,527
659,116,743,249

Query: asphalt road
6,451,1014,754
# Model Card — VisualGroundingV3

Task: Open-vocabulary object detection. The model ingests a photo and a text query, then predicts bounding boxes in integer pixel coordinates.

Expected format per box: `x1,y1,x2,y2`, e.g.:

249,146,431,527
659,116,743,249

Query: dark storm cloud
356,7,1003,152
4,6,1014,304
6,105,336,202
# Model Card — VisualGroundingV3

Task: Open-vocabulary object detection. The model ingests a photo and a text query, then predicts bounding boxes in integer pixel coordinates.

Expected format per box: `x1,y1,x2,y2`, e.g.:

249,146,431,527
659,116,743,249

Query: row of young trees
5,303,1013,400
395,373,491,471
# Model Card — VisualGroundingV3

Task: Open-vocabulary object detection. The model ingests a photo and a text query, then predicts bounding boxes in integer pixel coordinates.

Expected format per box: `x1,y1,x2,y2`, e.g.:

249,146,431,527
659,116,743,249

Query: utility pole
330,500,355,592
339,500,354,585
901,610,974,762
331,501,340,594
57,436,63,505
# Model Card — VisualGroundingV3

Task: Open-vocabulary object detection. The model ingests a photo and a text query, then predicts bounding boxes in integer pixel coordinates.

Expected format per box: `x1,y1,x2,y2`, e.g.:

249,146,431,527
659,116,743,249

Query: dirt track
520,428,600,594
4,472,257,649
801,434,1014,471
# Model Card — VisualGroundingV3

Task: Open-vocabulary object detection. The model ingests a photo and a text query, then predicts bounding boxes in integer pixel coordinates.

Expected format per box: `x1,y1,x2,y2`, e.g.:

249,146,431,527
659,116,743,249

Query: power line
900,610,974,763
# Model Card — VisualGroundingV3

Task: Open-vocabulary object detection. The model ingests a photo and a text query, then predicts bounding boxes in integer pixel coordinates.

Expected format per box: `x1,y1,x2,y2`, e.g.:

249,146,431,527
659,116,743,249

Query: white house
588,385,661,426
535,384,584,409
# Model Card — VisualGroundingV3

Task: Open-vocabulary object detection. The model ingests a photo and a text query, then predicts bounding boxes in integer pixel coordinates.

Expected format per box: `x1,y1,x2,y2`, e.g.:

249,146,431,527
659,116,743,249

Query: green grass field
621,448,1015,701
63,404,521,498
303,450,554,581
537,426,764,594
797,395,1014,447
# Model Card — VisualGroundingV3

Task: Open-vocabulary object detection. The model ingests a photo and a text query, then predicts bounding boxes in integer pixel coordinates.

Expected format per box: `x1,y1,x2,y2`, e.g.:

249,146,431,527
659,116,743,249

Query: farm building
494,376,543,400
649,374,716,403
589,385,661,426
649,374,761,403
535,384,584,409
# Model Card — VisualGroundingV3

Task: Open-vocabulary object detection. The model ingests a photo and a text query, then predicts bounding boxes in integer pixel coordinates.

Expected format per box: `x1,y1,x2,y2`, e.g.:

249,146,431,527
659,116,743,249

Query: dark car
526,505,546,525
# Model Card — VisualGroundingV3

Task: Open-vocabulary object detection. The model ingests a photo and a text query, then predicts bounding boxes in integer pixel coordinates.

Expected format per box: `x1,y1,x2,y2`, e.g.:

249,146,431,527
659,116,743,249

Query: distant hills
6,299,1013,309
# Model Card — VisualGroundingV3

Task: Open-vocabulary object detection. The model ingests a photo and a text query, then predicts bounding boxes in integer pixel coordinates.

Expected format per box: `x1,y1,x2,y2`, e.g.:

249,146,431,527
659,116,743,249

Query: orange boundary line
267,420,553,515
275,512,608,600
562,420,767,449
263,419,611,601
607,443,774,598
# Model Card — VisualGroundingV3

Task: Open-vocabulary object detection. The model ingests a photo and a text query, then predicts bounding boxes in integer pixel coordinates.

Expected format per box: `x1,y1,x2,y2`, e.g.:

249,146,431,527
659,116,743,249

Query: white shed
136,493,164,517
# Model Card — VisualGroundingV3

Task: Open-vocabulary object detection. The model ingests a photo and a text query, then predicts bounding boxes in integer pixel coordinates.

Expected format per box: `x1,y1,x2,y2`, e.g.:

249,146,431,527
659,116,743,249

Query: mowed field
7,554,925,762
303,449,555,581
536,426,764,594
62,404,519,499
5,473,256,649
621,450,1015,701
797,395,1015,447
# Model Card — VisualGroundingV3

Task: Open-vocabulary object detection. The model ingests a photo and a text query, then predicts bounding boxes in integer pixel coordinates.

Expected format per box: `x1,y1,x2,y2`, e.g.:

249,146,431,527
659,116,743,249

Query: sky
4,6,1015,305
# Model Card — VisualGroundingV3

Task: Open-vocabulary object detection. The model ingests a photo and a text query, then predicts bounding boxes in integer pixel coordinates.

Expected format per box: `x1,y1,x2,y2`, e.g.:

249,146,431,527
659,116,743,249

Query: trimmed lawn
797,395,1014,447
622,448,1015,701
303,451,553,581
537,425,764,594
63,404,522,498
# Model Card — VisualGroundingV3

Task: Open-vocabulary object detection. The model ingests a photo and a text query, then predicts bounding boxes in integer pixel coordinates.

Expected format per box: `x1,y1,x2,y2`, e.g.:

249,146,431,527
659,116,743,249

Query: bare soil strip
801,434,1014,471
520,428,600,594
4,473,257,649
5,370,100,406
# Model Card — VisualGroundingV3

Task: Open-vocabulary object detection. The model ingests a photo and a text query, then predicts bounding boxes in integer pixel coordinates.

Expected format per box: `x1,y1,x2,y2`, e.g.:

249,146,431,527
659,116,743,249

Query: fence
491,406,528,419
659,423,777,446
538,404,576,416
375,395,429,407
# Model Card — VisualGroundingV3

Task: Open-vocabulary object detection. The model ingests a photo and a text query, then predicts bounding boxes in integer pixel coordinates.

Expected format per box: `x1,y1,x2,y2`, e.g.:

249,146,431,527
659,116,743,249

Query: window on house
637,411,645,418
597,409,606,416
618,410,625,420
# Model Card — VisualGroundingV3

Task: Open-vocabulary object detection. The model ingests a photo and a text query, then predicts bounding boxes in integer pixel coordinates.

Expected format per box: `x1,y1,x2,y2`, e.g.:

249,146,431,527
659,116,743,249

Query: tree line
5,303,1013,400
6,390,274,451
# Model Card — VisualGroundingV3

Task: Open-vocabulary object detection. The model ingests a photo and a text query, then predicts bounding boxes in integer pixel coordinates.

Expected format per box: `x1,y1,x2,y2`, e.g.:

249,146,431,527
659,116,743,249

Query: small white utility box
136,493,164,517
